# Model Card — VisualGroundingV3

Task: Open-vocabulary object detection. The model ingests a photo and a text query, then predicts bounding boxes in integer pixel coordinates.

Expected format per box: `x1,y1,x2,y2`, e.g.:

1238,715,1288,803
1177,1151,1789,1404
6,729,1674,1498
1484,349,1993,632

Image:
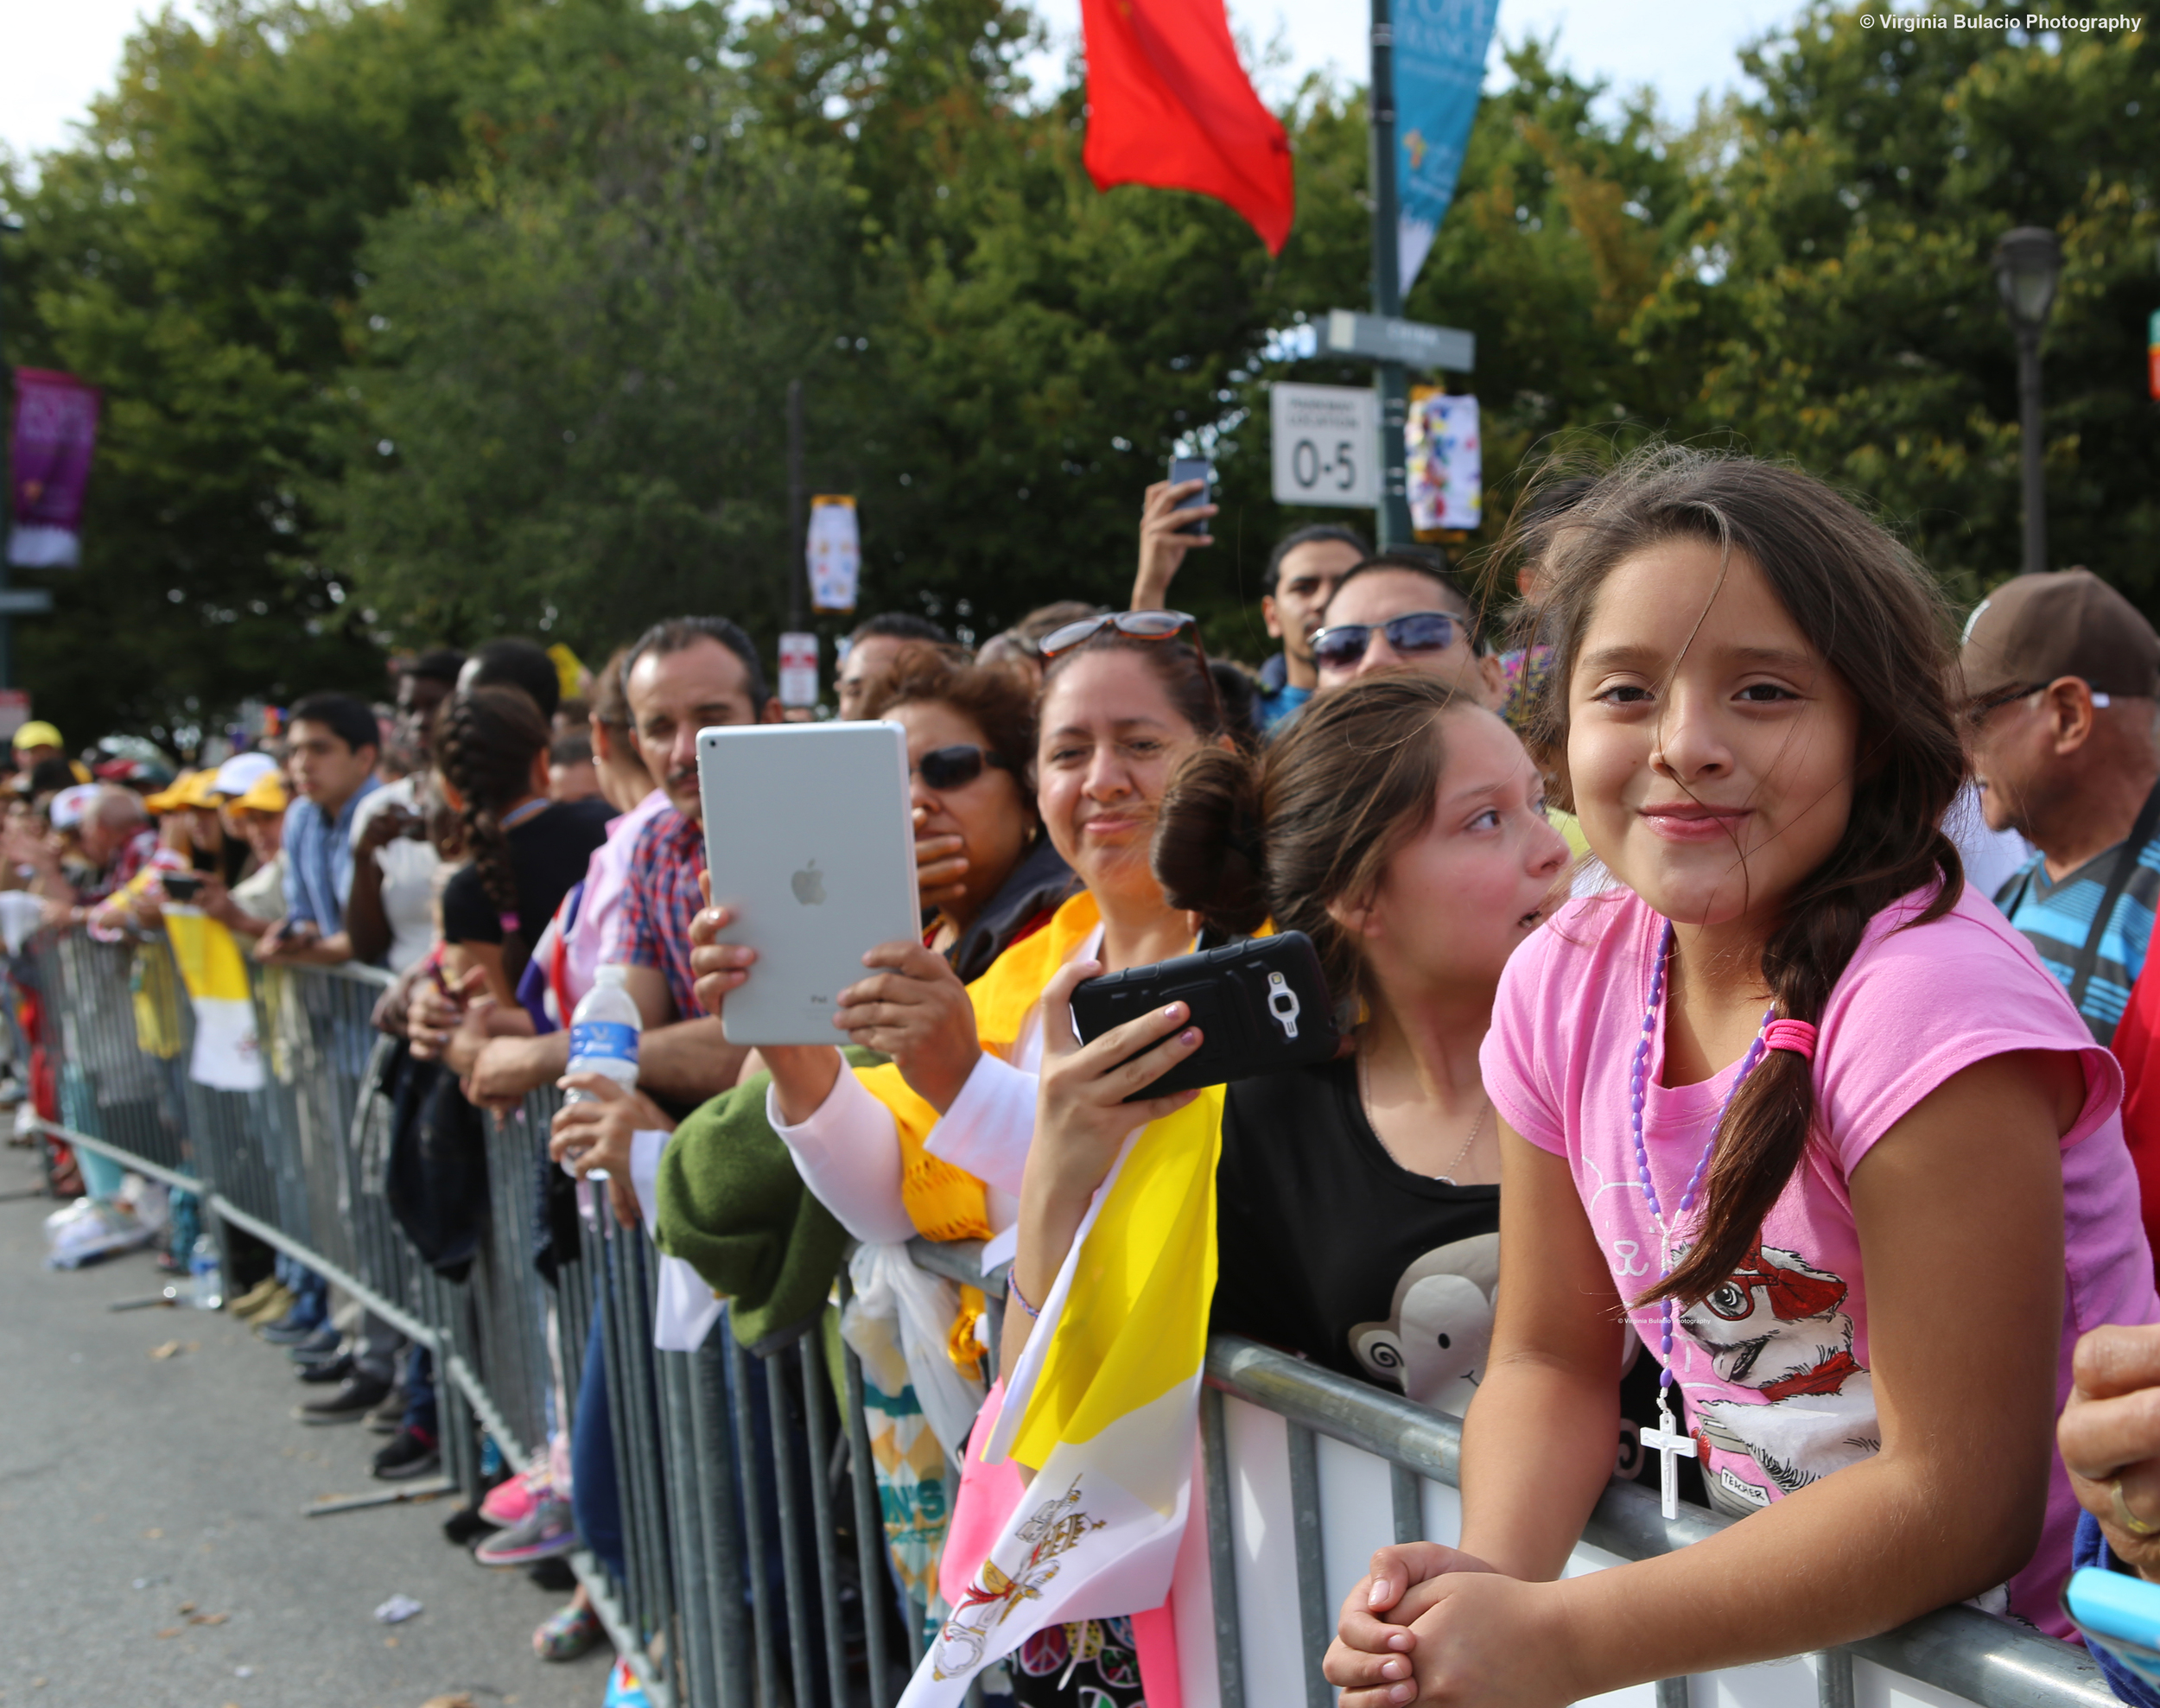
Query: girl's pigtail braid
433,688,548,981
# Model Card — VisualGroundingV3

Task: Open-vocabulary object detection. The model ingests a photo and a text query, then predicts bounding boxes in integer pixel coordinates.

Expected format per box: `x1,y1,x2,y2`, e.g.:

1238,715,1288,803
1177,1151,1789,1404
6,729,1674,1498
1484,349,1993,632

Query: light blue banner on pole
1393,0,1501,295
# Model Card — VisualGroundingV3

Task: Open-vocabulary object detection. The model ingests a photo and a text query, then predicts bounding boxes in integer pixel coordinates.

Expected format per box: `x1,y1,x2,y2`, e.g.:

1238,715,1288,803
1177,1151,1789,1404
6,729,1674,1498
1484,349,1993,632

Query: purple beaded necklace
1629,916,1776,1517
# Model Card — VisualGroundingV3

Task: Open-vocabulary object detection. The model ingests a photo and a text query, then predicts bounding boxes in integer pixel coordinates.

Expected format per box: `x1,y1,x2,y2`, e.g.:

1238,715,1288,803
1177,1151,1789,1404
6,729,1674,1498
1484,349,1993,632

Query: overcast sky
3,0,1801,169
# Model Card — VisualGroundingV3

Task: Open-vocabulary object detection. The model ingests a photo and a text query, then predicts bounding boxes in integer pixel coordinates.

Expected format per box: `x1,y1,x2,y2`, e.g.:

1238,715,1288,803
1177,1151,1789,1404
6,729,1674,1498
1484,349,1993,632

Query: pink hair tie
1763,1019,1817,1062
499,911,521,935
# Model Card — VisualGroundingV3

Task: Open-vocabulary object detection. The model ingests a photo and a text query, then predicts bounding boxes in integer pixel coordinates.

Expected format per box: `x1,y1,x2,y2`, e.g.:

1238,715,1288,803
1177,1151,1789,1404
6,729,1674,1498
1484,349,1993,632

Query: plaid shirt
600,803,705,1019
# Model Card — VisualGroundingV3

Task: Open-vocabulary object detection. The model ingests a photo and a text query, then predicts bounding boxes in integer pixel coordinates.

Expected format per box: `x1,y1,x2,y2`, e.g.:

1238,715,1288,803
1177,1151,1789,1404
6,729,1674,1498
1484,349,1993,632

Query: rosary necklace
1628,917,1815,1518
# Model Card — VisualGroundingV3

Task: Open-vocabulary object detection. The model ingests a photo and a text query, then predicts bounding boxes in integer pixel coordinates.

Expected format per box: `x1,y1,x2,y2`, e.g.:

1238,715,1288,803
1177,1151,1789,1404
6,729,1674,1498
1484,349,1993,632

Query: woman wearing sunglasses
859,645,1077,982
688,610,1234,1254
1311,550,1506,708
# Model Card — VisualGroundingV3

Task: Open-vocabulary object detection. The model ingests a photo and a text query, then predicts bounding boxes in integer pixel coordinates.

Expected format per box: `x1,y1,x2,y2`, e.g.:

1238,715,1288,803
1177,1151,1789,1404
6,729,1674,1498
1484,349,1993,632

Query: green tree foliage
7,0,482,746
320,45,859,645
6,0,2156,740
1642,3,2158,603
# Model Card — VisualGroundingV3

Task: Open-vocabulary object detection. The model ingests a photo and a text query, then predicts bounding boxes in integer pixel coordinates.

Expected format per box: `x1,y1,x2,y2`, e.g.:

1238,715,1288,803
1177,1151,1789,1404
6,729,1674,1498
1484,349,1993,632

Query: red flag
1080,0,1295,255
2112,914,2160,1286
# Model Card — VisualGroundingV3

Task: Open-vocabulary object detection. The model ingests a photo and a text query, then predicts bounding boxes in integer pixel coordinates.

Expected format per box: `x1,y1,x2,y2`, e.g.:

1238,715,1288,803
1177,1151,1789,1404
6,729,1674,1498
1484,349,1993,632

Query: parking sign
1270,384,1378,509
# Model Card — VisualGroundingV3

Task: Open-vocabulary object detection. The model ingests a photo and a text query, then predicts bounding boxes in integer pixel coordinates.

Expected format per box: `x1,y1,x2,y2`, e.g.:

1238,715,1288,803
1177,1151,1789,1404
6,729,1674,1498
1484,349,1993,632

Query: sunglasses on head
1039,609,1201,660
1308,611,1463,672
913,744,1012,791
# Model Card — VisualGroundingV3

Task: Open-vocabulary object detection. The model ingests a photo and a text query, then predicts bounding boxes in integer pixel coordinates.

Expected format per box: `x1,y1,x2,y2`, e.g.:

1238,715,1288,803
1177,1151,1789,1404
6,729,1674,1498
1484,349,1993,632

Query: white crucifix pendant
1640,1393,1696,1521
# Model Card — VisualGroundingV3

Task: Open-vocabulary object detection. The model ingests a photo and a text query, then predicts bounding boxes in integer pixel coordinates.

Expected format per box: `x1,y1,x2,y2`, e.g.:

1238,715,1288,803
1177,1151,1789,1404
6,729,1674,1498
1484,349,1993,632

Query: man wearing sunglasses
1308,550,1505,708
1961,568,2160,1047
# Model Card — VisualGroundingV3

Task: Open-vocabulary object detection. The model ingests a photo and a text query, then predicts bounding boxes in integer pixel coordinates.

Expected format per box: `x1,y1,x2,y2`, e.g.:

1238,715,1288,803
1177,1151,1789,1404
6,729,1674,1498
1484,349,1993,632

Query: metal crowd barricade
19,930,2121,1708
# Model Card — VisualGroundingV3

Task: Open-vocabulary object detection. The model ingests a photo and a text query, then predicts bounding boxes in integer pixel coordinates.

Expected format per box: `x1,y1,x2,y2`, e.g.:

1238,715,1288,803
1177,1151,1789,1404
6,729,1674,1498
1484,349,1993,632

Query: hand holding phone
1071,932,1337,1101
161,872,203,904
1133,464,1220,609
1168,457,1214,537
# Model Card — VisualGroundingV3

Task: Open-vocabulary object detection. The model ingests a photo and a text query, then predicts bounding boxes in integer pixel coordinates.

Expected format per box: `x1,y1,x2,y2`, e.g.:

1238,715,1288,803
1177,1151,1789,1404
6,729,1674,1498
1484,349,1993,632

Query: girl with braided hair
1326,446,2160,1707
426,687,613,1046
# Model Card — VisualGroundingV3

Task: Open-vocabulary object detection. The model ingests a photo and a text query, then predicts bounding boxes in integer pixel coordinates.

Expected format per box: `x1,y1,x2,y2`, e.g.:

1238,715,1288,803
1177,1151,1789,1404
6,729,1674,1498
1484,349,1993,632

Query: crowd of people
17,441,2160,1708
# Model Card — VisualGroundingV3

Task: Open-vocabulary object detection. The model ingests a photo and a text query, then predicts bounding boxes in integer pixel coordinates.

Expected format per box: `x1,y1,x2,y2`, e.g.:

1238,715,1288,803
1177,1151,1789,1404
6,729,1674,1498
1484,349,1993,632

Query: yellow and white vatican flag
162,905,266,1092
898,1085,1224,1708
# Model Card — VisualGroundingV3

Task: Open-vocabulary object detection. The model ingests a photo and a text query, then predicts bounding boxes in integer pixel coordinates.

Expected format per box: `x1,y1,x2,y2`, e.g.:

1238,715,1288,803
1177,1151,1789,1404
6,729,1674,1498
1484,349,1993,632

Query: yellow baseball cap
12,721,63,751
229,771,289,816
147,770,226,813
143,773,191,813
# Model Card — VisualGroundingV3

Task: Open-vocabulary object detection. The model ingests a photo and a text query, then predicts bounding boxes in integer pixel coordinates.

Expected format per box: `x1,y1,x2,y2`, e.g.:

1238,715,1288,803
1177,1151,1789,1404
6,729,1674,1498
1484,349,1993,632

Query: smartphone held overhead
1071,931,1337,1101
1168,456,1213,536
696,721,921,1046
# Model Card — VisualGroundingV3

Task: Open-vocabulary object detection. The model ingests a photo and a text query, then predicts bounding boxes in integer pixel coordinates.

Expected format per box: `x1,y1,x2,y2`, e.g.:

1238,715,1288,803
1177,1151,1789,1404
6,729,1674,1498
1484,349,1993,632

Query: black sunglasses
914,744,1012,791
1309,611,1463,672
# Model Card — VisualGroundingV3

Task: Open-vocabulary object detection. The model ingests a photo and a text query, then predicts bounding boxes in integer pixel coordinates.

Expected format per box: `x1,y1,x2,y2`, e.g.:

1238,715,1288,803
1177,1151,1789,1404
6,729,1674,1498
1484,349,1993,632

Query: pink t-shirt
561,786,670,1009
1481,882,2159,1637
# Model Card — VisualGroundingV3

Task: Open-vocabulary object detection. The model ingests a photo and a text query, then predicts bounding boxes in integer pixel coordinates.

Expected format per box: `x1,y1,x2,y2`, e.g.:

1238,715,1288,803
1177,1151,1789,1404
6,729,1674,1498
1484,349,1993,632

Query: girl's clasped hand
1327,1545,1582,1708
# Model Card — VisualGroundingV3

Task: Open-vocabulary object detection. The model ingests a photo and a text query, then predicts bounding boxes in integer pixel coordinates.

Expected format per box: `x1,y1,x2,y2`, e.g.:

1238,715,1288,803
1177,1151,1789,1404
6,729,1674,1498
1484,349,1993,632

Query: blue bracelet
1007,1271,1041,1320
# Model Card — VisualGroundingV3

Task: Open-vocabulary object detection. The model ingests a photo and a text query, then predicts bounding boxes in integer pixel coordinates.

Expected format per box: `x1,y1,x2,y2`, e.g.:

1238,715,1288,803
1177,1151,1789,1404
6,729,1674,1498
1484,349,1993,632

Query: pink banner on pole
9,368,103,569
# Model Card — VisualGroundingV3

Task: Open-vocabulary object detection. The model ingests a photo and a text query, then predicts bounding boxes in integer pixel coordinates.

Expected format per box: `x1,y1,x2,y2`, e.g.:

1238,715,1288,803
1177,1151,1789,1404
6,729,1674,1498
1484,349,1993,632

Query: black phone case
1070,932,1338,1102
1169,459,1212,536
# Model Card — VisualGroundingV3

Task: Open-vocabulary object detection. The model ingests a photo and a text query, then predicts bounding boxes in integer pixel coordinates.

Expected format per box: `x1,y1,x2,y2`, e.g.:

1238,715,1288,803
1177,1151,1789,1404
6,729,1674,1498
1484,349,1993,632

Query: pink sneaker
480,1464,548,1528
473,1495,576,1566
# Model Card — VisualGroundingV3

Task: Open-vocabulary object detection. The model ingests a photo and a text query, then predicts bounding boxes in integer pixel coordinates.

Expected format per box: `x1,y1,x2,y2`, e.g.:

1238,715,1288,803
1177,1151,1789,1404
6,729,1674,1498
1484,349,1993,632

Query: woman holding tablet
687,613,1235,1258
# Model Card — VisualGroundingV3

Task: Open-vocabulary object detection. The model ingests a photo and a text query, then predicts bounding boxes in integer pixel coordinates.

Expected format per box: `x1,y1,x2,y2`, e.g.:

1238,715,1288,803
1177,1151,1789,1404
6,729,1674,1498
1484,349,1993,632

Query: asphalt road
0,1146,611,1708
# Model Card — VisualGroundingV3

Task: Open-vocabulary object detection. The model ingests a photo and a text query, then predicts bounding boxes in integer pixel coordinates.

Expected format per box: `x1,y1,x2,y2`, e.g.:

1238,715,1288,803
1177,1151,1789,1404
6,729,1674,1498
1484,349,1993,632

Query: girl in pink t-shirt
1325,446,2160,1708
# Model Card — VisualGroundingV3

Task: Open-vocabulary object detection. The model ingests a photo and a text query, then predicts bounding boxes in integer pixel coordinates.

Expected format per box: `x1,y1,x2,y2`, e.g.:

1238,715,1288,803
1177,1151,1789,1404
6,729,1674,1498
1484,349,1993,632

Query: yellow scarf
856,892,1104,1242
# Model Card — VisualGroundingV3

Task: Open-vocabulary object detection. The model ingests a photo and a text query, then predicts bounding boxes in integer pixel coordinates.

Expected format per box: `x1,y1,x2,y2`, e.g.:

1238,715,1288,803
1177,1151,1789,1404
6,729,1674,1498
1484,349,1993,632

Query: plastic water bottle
189,1234,223,1311
564,964,642,1106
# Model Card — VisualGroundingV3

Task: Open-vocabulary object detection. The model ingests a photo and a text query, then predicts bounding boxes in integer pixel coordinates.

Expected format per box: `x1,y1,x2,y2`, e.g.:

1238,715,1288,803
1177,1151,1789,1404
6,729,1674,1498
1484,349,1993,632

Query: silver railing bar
205,1186,440,1351
38,1117,202,1197
442,1349,532,1467
1204,1336,2114,1708
572,1546,678,1708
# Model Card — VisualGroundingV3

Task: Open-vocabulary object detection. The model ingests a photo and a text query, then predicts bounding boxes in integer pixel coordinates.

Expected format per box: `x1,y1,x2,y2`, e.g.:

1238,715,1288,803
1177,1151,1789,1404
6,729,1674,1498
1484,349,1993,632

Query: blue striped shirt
1995,836,2160,1044
281,778,380,934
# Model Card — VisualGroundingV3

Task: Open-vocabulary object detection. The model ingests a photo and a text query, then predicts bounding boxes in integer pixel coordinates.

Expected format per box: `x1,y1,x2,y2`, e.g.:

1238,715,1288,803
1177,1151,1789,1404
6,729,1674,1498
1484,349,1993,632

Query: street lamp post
1992,225,2062,577
0,213,22,687
1367,0,1414,549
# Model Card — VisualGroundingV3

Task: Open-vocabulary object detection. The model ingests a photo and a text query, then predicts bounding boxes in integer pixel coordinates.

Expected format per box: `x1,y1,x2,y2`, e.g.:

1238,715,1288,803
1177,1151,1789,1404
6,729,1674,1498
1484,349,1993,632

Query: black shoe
527,1556,577,1593
287,1325,343,1362
365,1387,409,1434
297,1353,355,1386
372,1428,441,1481
262,1312,327,1346
442,1505,495,1545
293,1373,393,1425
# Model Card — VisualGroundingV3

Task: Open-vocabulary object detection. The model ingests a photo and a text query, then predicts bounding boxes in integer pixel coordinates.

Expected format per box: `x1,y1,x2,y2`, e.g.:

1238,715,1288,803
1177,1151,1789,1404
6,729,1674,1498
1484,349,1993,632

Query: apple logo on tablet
791,860,827,905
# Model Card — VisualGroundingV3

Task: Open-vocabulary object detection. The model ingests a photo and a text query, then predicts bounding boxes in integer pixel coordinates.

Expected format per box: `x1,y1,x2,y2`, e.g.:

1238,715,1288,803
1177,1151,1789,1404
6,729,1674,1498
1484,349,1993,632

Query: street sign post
1325,309,1475,373
1270,384,1380,509
778,632,819,709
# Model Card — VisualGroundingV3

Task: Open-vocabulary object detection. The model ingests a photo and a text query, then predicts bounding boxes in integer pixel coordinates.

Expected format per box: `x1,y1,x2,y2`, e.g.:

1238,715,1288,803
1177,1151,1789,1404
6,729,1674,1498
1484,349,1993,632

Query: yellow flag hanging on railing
162,905,266,1091
899,1084,1223,1705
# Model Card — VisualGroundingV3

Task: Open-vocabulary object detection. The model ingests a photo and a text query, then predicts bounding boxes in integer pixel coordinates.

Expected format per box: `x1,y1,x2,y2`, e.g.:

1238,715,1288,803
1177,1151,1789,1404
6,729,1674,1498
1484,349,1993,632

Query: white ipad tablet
696,721,921,1046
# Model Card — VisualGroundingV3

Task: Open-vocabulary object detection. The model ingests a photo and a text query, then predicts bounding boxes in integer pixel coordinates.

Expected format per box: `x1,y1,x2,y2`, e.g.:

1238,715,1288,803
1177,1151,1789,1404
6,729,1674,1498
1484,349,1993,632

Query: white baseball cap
213,752,280,798
48,784,99,830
